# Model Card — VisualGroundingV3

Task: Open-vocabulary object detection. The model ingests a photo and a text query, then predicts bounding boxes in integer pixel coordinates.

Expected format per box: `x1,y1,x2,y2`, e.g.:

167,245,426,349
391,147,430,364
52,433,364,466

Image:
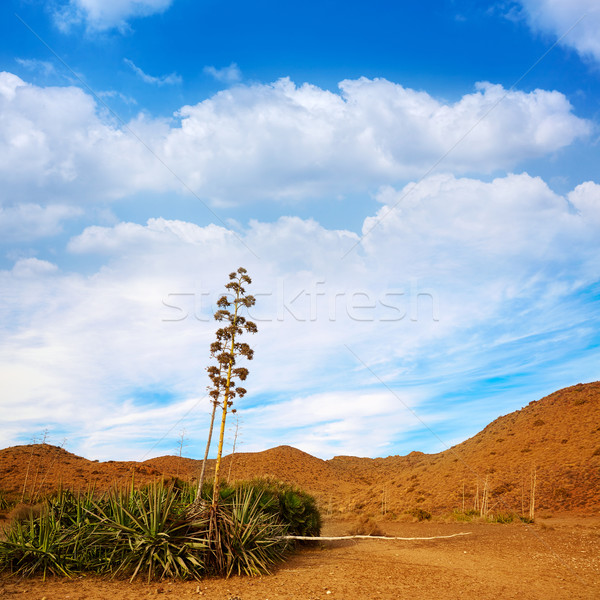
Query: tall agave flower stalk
195,362,222,501
195,268,256,506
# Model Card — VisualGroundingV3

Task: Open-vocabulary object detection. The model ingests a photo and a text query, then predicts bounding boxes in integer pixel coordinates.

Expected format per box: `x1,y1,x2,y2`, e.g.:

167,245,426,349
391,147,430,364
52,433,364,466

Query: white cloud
0,72,26,100
516,0,600,64
15,59,56,77
98,90,138,105
0,72,590,207
166,78,590,201
203,63,242,83
10,257,59,278
569,180,600,224
124,59,182,86
1,174,599,458
242,390,432,458
0,204,82,241
0,72,170,203
54,0,174,32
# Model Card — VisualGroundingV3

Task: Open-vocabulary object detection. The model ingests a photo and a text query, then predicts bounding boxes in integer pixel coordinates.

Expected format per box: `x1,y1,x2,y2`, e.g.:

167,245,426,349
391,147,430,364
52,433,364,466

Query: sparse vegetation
407,508,431,521
0,491,12,510
348,515,383,536
448,509,532,524
450,508,480,521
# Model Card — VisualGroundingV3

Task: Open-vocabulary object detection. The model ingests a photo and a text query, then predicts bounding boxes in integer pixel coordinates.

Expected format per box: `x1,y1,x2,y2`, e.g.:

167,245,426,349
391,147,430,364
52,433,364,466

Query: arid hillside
1,381,599,517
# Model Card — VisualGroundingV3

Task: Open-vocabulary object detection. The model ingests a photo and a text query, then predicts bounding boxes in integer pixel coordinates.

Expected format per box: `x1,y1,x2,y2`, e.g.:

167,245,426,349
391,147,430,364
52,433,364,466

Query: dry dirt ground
1,515,598,600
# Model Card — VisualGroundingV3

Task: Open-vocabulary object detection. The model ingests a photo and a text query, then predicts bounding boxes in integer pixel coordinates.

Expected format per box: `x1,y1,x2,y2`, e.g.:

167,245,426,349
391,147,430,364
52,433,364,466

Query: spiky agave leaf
89,481,210,581
207,488,289,577
0,506,76,579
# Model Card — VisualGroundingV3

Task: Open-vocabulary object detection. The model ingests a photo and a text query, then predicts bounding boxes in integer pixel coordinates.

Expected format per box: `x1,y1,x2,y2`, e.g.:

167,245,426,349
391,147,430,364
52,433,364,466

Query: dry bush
348,515,384,536
407,508,432,522
7,503,44,522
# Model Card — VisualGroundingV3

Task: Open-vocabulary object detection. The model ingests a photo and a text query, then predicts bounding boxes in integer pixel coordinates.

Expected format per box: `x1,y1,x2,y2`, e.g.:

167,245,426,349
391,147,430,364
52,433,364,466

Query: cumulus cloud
10,257,59,278
124,59,182,86
0,72,590,207
53,0,174,32
167,78,590,201
516,0,600,64
0,72,171,203
203,63,242,83
2,174,599,458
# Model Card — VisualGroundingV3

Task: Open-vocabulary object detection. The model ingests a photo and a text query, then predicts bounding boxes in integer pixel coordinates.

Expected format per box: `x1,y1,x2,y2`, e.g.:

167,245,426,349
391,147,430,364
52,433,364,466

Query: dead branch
283,532,473,541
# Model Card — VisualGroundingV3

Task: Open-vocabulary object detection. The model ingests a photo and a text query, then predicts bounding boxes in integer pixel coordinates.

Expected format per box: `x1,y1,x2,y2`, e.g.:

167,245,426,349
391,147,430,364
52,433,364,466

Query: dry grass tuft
7,503,44,522
348,515,384,536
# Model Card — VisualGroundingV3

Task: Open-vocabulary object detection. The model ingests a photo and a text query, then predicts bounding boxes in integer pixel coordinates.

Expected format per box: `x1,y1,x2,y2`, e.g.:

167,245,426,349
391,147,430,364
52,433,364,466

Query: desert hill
1,382,599,516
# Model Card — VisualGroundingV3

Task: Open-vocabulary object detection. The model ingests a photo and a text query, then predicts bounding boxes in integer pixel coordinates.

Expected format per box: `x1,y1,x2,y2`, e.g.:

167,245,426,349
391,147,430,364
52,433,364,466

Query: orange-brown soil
0,516,598,599
1,382,599,598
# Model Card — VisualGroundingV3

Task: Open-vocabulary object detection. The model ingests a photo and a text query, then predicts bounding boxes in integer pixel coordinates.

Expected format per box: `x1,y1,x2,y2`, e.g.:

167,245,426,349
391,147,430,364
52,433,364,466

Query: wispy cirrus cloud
53,0,174,33
15,58,56,77
124,58,182,86
203,63,242,83
98,89,138,105
2,173,599,459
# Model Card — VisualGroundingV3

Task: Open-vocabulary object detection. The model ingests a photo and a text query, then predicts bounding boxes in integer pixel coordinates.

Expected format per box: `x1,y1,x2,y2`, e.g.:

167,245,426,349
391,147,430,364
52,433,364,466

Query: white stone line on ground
283,532,473,541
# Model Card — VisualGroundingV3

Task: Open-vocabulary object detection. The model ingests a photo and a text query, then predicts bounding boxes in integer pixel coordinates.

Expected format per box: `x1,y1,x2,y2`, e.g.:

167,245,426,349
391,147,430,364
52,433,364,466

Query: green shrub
233,478,321,537
519,515,534,524
488,512,516,523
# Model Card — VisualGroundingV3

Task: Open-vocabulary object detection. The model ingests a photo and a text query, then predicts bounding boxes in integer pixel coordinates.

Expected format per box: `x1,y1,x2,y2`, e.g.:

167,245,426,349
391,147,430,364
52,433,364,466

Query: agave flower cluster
207,267,257,410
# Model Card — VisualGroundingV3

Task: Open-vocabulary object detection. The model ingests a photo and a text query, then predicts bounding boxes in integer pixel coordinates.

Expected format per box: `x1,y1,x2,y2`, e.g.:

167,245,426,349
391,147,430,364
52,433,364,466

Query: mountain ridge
1,381,598,515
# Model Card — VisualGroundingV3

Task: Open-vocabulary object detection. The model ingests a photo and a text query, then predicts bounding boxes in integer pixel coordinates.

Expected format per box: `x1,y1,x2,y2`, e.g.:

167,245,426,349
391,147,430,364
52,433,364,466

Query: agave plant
89,481,209,581
0,504,75,579
0,491,11,510
207,487,289,577
0,478,322,581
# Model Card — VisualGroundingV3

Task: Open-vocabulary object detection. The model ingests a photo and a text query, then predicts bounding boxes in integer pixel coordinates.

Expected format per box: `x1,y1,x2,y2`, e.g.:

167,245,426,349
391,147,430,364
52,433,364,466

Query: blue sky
1,0,599,461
